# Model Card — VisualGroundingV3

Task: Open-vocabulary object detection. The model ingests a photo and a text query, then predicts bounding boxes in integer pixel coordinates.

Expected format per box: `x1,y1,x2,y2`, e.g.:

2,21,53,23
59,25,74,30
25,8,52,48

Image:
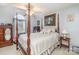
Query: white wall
59,5,79,49
0,5,15,24
0,5,26,24
30,12,44,32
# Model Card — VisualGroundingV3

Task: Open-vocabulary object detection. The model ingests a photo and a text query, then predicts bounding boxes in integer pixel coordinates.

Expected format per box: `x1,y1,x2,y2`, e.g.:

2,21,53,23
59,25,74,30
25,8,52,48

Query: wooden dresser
0,24,13,48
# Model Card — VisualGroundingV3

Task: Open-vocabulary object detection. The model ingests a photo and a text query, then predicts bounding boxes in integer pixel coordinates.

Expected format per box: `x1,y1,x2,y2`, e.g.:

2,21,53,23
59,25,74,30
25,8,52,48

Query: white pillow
46,29,53,34
40,28,55,34
40,26,56,34
40,29,47,34
44,26,55,32
52,28,55,32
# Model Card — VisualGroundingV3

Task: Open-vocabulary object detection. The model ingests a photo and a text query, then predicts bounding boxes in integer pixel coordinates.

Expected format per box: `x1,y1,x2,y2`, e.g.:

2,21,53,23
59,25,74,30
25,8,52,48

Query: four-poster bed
16,3,60,55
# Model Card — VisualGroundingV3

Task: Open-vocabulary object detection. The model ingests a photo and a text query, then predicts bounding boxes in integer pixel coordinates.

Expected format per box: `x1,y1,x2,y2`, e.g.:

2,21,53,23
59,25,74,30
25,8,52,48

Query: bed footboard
18,42,27,55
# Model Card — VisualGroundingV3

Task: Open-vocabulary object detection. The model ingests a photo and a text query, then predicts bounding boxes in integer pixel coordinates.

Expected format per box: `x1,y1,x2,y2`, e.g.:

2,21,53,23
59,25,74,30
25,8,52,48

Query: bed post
27,3,31,55
16,13,18,50
57,14,60,33
57,13,60,33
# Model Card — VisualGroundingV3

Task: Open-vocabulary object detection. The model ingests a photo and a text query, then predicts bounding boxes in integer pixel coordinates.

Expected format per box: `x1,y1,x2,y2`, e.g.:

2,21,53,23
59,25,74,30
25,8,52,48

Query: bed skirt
18,41,59,55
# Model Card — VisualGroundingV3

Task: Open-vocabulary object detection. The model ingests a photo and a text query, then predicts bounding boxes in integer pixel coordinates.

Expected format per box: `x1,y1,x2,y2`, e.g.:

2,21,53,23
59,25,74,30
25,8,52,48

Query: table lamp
62,29,69,39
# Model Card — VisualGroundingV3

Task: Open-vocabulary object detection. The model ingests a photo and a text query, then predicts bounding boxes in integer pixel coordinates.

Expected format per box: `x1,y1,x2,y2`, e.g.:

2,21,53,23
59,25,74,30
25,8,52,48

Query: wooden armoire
0,24,13,48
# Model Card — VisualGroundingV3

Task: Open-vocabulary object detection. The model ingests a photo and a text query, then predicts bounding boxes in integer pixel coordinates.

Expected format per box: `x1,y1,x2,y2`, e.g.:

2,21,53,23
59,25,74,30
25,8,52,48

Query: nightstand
59,36,70,52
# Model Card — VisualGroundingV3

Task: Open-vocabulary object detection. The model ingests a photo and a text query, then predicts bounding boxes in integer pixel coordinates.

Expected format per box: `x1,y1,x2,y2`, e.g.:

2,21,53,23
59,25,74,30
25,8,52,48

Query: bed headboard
44,13,60,33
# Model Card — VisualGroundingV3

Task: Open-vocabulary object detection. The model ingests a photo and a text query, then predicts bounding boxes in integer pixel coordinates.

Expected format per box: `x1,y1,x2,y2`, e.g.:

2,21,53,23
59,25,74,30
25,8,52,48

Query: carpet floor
0,44,78,55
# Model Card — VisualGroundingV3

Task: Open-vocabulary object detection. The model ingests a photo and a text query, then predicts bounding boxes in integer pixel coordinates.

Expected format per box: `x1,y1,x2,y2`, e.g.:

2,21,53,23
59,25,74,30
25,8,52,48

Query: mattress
18,32,59,55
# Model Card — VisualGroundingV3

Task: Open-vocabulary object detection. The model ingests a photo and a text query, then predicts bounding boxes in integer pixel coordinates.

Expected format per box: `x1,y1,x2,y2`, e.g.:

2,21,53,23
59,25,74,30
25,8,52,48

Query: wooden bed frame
16,3,60,55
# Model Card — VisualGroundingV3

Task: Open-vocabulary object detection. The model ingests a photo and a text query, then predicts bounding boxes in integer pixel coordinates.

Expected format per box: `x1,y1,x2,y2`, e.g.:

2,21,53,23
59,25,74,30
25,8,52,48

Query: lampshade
62,29,68,34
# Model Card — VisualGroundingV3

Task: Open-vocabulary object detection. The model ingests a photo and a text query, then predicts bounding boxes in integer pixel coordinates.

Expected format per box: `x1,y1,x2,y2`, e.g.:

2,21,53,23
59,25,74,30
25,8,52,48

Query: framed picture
44,13,56,26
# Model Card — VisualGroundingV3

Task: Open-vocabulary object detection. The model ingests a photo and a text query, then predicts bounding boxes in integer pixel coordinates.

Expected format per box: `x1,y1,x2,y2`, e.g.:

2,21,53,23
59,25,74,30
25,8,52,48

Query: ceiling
32,3,79,14
0,3,79,14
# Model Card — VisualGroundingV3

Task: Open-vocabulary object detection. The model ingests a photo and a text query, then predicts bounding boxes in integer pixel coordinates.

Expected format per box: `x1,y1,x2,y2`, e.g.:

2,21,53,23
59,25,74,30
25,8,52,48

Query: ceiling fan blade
15,3,34,10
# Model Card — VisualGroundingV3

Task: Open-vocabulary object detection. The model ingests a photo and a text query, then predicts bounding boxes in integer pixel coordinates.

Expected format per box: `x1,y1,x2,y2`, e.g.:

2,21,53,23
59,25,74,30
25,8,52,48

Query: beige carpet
0,44,78,55
52,47,78,55
0,45,21,55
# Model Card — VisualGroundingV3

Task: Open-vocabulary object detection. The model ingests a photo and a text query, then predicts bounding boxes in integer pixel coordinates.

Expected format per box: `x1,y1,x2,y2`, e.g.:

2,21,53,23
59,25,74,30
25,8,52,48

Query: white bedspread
19,32,59,55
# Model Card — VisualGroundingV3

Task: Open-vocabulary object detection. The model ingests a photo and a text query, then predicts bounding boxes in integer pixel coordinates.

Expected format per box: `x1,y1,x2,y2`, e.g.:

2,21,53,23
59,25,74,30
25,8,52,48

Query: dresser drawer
0,40,13,48
0,36,4,38
0,29,3,32
0,38,4,41
0,33,4,35
0,35,4,37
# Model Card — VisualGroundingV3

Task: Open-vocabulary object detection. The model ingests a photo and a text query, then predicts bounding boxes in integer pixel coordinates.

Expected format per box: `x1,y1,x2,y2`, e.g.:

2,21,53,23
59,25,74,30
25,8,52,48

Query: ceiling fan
15,3,41,16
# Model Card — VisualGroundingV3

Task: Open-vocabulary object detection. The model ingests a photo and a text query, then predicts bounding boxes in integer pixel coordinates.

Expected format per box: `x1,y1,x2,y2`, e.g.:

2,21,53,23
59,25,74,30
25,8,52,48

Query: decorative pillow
44,26,55,32
40,26,56,34
52,28,55,32
40,29,47,34
46,29,53,34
